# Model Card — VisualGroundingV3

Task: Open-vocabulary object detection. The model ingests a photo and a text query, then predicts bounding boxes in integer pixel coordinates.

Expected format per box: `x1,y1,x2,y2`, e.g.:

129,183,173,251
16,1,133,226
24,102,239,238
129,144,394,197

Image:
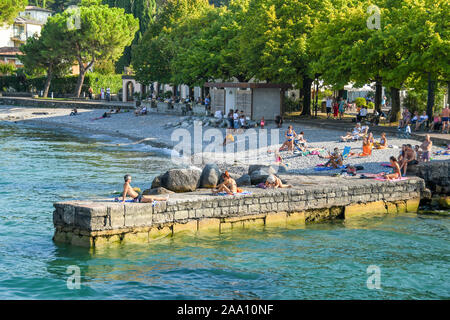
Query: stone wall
53,177,425,247
0,97,129,109
416,160,450,194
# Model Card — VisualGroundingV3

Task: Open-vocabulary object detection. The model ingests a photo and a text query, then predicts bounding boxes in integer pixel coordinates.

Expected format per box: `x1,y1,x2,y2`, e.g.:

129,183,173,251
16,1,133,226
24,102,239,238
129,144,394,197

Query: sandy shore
1,105,448,176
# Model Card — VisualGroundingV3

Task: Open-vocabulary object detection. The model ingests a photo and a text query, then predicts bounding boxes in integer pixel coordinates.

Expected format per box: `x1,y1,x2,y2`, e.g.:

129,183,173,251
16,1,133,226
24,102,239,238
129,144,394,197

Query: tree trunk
374,77,382,113
75,68,86,98
447,80,450,107
389,87,400,122
427,72,436,120
301,76,313,116
43,64,53,98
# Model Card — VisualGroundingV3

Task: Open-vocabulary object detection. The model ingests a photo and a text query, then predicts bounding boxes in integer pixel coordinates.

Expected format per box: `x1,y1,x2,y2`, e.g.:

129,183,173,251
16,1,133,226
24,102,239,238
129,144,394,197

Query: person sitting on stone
212,171,238,195
264,174,292,189
122,174,169,203
399,144,417,176
383,156,402,180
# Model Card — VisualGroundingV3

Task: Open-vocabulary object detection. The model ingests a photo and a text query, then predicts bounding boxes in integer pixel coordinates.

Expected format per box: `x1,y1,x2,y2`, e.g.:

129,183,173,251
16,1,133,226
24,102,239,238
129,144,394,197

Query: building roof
0,47,22,57
15,16,45,25
204,82,292,89
25,6,53,13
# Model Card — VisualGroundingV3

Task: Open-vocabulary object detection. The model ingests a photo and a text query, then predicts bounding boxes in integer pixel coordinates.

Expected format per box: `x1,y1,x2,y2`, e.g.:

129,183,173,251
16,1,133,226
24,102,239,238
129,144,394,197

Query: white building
0,6,52,67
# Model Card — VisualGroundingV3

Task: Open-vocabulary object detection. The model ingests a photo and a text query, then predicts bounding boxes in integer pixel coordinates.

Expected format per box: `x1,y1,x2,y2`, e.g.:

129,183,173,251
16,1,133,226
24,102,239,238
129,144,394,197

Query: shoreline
2,105,450,177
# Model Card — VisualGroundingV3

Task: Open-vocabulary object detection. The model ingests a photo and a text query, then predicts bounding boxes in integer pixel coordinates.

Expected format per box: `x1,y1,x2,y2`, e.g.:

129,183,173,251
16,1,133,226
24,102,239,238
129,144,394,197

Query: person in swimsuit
383,156,401,180
429,113,441,132
374,132,388,149
264,174,292,188
441,105,449,134
324,147,343,168
420,134,432,162
399,145,417,176
122,174,169,203
260,117,265,129
279,125,296,152
212,171,238,195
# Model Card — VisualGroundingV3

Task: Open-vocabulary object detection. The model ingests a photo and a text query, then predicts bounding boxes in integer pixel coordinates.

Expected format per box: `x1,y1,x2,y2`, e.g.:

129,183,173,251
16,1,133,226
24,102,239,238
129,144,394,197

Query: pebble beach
1,105,449,177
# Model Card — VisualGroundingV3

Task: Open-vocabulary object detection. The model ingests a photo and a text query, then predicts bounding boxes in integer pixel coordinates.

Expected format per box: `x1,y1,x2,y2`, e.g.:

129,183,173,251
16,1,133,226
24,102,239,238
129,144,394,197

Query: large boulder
151,174,163,188
250,167,275,185
142,187,175,195
160,168,201,192
199,163,221,188
236,174,251,187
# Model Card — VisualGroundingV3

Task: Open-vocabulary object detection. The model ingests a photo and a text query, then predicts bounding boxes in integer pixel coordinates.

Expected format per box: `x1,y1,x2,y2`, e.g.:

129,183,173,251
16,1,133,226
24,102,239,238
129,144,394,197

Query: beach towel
381,163,393,167
314,165,346,171
213,191,252,196
114,198,158,206
374,177,408,182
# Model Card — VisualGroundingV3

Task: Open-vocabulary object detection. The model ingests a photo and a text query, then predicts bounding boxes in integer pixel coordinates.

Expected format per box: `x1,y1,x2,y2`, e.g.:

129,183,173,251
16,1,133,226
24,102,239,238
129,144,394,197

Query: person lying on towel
264,174,292,189
212,171,238,195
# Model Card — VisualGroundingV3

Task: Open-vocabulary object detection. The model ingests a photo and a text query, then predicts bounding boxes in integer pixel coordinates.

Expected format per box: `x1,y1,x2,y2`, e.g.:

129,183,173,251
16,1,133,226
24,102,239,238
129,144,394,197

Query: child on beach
260,117,265,129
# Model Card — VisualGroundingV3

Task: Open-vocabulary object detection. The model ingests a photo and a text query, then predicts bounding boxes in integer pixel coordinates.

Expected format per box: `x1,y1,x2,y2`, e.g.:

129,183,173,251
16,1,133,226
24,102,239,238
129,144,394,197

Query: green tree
20,17,72,97
103,0,156,73
0,0,28,25
49,1,138,96
132,0,209,87
239,0,335,116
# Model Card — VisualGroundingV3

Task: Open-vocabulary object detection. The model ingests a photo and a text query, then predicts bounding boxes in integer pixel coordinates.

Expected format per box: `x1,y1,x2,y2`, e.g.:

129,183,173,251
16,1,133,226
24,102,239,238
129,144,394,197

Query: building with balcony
0,6,52,67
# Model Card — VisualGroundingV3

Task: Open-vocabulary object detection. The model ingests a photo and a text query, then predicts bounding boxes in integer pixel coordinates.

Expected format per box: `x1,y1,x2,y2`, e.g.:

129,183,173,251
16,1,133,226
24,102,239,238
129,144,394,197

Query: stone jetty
53,175,425,248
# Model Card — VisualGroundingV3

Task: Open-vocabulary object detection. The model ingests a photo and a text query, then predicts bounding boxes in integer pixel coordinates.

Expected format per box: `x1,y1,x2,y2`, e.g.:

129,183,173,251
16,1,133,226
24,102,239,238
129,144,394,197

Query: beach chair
342,146,351,160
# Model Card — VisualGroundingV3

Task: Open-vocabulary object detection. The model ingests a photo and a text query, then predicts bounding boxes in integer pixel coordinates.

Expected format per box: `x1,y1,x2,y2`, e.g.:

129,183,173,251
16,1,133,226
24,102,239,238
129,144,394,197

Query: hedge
0,73,122,95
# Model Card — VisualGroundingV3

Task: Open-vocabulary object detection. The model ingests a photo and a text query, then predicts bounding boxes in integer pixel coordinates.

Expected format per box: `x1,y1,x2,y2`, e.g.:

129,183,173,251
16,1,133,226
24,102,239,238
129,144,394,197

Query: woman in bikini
374,132,388,149
264,174,292,189
359,133,374,156
279,125,296,152
212,171,238,195
383,156,401,180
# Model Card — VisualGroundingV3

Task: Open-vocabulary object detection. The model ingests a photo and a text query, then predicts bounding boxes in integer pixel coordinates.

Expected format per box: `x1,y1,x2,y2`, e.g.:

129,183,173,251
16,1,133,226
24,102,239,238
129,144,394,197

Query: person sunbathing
383,156,401,180
212,171,237,195
341,123,361,142
324,147,343,168
374,132,388,149
264,174,292,188
122,174,169,203
279,125,297,152
359,133,374,156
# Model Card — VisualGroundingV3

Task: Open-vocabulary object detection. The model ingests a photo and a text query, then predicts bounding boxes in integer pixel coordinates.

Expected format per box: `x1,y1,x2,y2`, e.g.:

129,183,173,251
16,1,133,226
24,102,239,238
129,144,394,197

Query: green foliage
355,97,367,108
0,0,28,24
0,73,122,94
46,2,139,96
283,96,301,113
367,102,374,109
102,0,156,73
0,63,17,76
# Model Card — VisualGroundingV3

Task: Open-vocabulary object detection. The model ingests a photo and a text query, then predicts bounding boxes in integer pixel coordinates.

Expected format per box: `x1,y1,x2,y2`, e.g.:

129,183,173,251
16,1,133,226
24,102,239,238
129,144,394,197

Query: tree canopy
0,0,28,25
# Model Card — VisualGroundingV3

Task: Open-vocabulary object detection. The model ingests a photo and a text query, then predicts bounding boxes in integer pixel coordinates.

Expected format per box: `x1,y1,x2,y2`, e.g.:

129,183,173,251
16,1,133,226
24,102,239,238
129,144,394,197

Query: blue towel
314,165,346,171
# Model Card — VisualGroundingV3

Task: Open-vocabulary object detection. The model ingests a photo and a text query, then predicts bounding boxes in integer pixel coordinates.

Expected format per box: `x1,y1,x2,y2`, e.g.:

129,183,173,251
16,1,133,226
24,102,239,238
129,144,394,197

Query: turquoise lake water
0,122,449,299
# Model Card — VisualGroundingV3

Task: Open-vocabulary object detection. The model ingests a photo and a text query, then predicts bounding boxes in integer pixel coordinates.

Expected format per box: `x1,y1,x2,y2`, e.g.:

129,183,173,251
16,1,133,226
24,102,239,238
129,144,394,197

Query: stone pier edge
52,178,424,248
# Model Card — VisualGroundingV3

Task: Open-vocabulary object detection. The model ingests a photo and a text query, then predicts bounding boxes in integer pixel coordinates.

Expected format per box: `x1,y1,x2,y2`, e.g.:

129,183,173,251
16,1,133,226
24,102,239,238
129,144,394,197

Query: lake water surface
0,122,448,299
